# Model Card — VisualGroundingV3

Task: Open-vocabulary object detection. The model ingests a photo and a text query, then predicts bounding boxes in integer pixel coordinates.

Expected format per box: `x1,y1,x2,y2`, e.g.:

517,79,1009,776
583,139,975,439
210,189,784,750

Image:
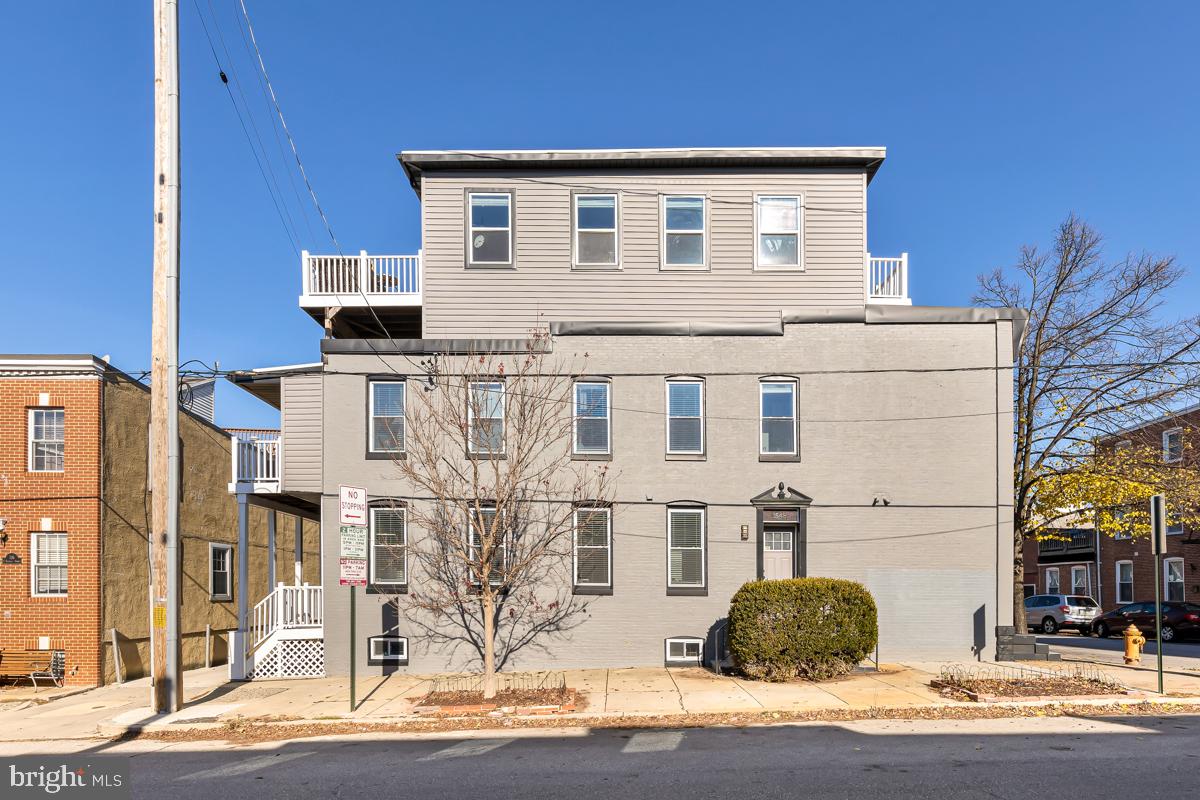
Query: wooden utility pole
151,0,182,714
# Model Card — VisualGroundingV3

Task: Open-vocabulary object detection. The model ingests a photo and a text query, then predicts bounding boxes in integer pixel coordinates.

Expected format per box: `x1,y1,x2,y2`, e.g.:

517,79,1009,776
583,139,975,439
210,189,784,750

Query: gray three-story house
226,147,1023,679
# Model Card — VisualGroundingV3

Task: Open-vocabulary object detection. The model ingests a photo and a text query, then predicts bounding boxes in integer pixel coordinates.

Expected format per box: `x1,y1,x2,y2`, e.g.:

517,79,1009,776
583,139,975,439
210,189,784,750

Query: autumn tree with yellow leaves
975,215,1200,631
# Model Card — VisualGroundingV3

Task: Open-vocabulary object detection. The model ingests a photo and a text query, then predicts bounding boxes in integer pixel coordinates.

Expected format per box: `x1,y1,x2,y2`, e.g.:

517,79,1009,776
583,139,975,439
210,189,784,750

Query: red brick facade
0,369,103,685
1097,408,1200,610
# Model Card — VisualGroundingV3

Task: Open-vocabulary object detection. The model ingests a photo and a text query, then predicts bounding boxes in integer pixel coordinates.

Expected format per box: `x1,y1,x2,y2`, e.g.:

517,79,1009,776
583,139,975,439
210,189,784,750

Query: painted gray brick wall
320,319,1014,674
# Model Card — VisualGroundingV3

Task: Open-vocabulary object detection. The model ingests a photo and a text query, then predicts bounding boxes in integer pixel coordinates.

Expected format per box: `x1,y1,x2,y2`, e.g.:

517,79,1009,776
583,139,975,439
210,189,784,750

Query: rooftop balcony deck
300,250,422,309
867,253,911,305
229,429,281,495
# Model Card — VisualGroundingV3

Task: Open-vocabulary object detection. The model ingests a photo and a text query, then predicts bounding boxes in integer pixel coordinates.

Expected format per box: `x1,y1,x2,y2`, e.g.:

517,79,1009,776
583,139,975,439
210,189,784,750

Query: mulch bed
931,675,1127,703
414,686,579,715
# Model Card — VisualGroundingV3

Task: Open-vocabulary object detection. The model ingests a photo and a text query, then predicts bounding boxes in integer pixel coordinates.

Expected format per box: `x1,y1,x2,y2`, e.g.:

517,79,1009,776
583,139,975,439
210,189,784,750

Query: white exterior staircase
234,584,325,679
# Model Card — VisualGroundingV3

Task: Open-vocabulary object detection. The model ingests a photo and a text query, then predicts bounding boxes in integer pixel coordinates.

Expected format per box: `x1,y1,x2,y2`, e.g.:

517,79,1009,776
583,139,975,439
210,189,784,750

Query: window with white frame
469,505,506,586
467,192,512,265
665,637,703,665
31,532,67,596
368,635,408,665
573,382,610,455
369,380,406,453
662,196,706,267
1045,567,1060,594
1165,558,1185,602
1112,509,1132,540
1117,561,1134,604
209,543,232,600
468,381,505,455
574,194,618,267
755,195,803,268
760,381,798,455
667,507,705,589
573,506,612,589
370,507,407,586
666,380,704,455
28,408,64,472
1071,565,1089,596
1163,428,1183,463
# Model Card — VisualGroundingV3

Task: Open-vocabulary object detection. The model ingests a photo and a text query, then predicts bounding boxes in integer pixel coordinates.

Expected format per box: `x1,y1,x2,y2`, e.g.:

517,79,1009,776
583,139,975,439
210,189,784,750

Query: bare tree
975,215,1200,631
381,331,615,698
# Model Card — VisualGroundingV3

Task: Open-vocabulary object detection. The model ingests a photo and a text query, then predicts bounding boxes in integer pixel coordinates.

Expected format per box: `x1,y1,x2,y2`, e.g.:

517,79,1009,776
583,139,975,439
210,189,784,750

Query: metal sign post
339,486,369,711
1150,494,1167,695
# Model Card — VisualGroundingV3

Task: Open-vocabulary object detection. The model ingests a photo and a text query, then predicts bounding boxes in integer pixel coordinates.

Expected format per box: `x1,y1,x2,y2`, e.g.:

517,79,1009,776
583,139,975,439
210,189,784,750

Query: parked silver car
1024,594,1100,634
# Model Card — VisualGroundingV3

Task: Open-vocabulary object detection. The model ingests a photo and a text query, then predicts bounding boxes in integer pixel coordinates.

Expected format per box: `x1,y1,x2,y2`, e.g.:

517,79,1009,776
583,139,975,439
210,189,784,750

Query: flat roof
398,146,887,194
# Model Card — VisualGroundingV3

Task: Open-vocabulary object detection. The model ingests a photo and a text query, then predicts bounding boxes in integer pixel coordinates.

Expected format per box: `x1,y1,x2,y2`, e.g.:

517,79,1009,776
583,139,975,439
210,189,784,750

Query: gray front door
762,524,795,580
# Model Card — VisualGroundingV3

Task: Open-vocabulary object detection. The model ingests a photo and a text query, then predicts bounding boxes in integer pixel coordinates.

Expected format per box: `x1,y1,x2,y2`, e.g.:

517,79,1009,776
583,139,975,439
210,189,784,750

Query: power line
189,0,299,255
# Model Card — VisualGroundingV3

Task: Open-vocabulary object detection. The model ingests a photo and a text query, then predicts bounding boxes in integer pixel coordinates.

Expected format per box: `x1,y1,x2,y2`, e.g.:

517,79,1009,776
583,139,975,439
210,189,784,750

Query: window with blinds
666,380,704,455
574,507,611,588
370,507,407,586
667,508,705,588
369,381,406,453
469,505,506,585
573,382,611,455
31,532,67,596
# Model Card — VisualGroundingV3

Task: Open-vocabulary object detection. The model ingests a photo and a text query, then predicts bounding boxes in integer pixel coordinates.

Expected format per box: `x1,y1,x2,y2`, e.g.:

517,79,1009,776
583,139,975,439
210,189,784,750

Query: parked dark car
1091,602,1200,642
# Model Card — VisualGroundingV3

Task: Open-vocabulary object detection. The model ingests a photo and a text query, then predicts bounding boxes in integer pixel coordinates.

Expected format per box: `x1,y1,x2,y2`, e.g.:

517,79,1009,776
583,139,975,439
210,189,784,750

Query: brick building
1097,405,1200,610
0,355,319,686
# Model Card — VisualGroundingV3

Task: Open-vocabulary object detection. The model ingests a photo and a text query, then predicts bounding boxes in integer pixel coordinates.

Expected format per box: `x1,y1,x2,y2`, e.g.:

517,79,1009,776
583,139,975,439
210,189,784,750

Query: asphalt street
16,714,1200,800
1037,631,1200,664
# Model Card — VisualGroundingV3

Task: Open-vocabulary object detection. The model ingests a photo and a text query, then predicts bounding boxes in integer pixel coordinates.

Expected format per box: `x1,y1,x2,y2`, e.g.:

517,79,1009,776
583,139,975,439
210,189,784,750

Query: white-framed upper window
467,191,512,266
1112,509,1132,540
1071,565,1089,596
573,506,612,589
666,379,704,455
31,532,67,597
369,380,406,453
1165,557,1185,602
368,635,408,664
370,507,407,586
755,195,803,269
573,382,611,455
209,542,232,601
468,381,505,455
667,507,705,589
28,408,64,472
1045,566,1060,595
664,637,704,665
574,193,618,267
1116,560,1134,604
760,381,798,455
1163,428,1183,463
661,195,706,268
469,504,506,586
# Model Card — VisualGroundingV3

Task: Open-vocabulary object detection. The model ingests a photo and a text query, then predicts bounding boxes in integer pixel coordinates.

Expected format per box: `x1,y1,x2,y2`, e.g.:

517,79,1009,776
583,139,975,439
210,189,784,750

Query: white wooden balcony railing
229,429,281,494
300,250,422,308
866,253,911,305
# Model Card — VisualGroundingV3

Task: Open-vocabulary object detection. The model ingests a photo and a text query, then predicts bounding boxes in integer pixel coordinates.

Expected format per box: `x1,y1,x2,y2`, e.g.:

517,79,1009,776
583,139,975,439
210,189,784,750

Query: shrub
727,577,878,681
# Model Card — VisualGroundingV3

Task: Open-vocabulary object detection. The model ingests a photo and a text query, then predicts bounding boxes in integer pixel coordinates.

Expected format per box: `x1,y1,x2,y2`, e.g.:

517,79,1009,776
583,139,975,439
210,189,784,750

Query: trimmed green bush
728,577,878,681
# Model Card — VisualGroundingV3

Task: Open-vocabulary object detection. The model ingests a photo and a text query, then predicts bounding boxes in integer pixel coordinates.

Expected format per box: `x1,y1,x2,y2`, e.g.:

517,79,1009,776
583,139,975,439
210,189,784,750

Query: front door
762,524,796,580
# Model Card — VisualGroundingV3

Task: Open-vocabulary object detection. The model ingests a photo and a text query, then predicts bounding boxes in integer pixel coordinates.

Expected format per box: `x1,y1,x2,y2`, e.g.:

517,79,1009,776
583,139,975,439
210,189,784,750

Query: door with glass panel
762,524,796,580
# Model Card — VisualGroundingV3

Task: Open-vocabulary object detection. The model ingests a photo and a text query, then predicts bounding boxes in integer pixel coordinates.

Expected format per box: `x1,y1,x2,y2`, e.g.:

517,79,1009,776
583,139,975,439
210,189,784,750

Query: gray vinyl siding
281,374,322,493
319,319,1015,674
421,169,867,337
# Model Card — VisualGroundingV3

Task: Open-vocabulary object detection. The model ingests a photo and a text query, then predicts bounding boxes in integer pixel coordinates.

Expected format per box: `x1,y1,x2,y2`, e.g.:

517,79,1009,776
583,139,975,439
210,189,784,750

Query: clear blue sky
2,2,1197,428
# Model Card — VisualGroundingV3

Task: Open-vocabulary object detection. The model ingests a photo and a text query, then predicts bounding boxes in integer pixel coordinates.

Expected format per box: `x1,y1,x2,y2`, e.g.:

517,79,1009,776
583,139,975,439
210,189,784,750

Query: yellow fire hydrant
1124,624,1146,665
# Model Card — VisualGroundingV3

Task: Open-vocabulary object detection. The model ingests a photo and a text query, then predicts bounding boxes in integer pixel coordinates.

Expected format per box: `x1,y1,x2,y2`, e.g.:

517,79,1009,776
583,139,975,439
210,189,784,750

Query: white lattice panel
249,638,325,679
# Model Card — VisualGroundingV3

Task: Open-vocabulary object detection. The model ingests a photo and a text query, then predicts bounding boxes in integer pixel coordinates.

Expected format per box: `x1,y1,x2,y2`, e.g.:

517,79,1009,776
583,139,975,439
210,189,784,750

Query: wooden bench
0,649,65,689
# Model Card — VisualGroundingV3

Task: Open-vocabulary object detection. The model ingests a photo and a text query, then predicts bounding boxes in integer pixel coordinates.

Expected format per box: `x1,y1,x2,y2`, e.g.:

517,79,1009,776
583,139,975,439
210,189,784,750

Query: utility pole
151,0,182,714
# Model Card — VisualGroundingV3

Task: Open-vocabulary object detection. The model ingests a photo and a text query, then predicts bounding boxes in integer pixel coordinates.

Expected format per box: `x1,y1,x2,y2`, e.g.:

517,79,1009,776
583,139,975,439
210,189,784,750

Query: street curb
92,694,1200,739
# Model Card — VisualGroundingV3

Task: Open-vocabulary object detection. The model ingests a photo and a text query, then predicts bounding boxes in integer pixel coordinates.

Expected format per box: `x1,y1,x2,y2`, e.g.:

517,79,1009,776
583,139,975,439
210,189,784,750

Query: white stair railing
248,583,323,656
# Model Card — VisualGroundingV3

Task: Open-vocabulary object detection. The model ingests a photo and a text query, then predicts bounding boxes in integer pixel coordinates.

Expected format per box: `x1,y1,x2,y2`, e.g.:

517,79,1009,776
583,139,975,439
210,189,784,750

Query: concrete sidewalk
5,659,1200,743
